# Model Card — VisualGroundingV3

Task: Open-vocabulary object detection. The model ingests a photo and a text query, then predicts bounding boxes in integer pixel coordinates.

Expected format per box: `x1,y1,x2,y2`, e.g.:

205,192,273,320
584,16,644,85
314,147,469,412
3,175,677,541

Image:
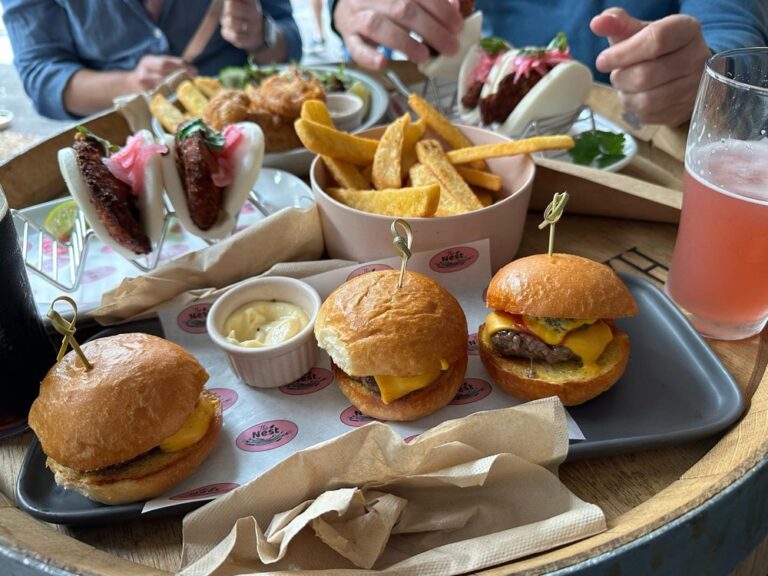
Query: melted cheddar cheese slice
374,358,450,404
484,311,613,369
159,394,217,453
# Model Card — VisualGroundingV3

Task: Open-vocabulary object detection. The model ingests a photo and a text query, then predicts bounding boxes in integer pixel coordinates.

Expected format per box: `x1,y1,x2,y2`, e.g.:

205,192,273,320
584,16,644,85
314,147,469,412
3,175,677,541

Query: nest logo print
236,420,298,452
177,303,211,333
279,368,334,395
340,406,376,427
208,388,238,410
347,263,393,281
450,378,492,405
170,482,240,501
429,247,479,273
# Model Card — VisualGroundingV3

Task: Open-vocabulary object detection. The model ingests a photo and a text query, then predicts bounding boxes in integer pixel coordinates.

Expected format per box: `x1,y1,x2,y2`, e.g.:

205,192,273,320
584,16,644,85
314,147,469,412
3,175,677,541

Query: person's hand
334,0,464,70
590,7,711,126
221,0,265,53
129,55,197,92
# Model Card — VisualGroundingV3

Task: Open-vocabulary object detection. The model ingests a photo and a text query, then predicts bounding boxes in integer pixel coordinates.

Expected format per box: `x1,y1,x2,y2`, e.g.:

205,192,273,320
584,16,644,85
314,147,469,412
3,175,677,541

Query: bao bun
315,270,468,420
57,129,165,261
418,11,483,80
162,121,265,240
480,253,638,406
28,333,220,504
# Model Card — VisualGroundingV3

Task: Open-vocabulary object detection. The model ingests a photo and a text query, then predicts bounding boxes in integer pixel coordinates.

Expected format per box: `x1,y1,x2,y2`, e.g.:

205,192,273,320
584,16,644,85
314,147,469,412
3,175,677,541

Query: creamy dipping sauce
224,301,309,348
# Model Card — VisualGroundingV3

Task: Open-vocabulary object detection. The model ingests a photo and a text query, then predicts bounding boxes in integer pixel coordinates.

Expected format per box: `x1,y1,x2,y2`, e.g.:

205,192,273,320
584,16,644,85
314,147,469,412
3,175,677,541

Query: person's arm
681,0,768,53
220,0,302,63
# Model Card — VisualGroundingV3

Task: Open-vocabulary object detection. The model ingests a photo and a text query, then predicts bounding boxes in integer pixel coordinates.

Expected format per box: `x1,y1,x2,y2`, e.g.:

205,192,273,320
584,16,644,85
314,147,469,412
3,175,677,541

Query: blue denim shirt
2,0,302,119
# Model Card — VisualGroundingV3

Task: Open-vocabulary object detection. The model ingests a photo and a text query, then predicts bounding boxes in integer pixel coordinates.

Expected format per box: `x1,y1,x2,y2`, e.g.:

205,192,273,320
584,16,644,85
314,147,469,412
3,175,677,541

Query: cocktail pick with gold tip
47,295,93,370
390,218,413,289
538,191,569,256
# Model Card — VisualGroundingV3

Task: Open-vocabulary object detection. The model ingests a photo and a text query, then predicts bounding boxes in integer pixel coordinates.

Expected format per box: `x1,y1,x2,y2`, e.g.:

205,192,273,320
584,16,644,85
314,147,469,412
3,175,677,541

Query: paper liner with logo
57,129,165,261
418,11,483,80
162,122,265,240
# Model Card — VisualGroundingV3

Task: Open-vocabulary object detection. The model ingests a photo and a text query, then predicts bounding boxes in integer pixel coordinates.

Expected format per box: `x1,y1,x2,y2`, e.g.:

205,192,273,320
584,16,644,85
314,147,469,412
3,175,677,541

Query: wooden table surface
1,62,767,575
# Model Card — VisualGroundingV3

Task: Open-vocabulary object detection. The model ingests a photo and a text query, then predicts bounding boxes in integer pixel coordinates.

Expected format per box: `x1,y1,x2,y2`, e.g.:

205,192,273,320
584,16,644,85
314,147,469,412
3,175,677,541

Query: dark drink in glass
0,187,56,436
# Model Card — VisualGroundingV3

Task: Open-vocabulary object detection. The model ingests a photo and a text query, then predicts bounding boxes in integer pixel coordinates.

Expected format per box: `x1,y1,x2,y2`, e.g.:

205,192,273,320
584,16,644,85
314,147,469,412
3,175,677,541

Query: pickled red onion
212,124,245,188
103,134,167,195
469,51,505,85
509,47,573,83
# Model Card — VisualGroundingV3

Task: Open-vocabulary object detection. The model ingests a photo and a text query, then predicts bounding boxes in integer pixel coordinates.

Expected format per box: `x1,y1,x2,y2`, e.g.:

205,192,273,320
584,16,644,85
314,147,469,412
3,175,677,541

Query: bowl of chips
302,95,577,270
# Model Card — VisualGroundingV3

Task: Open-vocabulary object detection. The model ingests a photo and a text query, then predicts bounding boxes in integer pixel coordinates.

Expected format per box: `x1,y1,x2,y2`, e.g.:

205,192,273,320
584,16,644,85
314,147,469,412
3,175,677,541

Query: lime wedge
347,81,371,120
44,199,79,242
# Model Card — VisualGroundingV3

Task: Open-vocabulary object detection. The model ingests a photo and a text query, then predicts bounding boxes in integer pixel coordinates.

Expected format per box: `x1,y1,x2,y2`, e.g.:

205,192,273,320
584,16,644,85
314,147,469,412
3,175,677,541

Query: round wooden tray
1,212,767,575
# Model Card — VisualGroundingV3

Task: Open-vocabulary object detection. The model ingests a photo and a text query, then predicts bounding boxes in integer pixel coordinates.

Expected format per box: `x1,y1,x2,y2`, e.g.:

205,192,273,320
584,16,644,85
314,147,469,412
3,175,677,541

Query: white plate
17,168,314,315
152,66,390,176
533,111,638,173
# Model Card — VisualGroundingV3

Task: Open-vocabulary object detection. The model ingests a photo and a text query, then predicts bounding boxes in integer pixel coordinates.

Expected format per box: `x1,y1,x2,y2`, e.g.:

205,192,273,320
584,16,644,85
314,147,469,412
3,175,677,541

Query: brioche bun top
487,253,638,319
315,270,467,376
29,333,209,472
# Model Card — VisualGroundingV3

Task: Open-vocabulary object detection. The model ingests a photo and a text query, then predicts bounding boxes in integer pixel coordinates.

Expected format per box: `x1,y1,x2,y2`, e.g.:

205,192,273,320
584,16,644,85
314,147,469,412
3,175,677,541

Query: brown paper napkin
179,398,606,575
91,206,324,325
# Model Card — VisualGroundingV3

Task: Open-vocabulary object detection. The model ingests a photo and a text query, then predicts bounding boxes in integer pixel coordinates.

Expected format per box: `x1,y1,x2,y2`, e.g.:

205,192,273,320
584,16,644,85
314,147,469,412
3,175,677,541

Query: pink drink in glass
666,139,768,339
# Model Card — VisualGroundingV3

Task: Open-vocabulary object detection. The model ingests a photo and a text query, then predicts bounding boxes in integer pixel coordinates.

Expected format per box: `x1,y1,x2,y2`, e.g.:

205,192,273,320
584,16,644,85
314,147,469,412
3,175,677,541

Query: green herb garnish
219,66,251,89
177,119,225,152
567,130,626,168
480,36,508,56
547,31,568,52
76,126,119,156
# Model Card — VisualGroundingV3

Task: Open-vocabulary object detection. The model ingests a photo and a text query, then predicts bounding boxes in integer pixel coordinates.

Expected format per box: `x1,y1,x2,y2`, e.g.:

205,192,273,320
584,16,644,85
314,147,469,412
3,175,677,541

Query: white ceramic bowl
310,124,536,271
206,277,322,388
325,93,364,132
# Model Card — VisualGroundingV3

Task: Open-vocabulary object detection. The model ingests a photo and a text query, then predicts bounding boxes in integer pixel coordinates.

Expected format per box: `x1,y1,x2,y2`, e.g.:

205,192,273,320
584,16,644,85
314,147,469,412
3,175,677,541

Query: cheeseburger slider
314,270,468,421
479,254,638,406
28,333,221,505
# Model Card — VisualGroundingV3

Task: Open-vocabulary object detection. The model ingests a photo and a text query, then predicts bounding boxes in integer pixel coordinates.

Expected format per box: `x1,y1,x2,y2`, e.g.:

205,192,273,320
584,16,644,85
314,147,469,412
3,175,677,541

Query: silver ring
240,20,248,33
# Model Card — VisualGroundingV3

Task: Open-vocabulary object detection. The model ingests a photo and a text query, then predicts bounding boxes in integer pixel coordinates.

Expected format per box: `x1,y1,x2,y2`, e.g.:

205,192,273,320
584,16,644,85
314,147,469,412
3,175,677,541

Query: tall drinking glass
665,48,768,340
0,186,57,436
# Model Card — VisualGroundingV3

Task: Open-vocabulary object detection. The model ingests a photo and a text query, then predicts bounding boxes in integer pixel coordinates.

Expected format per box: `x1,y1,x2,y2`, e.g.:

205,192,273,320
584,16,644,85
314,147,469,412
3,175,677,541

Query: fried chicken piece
248,67,325,118
203,89,251,131
175,130,221,230
248,111,303,153
73,135,151,254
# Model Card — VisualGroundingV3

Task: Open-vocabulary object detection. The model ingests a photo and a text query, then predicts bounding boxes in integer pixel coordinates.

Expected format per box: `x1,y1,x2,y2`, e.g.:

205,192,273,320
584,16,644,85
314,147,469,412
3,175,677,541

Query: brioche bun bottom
47,393,222,505
478,324,630,406
332,355,468,422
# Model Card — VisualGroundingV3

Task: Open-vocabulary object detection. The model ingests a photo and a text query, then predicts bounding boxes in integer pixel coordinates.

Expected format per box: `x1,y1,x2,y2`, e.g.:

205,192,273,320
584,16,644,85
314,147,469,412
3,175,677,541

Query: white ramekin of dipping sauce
206,276,322,388
325,93,364,132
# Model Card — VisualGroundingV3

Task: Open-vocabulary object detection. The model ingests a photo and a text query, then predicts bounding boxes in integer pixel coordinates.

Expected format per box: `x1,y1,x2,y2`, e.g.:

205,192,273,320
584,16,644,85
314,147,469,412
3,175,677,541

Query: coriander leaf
568,130,626,168
177,119,225,152
480,37,508,56
547,32,568,52
219,66,250,89
76,126,119,156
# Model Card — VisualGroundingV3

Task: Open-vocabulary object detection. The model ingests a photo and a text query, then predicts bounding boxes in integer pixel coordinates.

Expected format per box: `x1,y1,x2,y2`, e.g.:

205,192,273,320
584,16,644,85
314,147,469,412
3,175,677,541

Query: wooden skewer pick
390,219,413,289
47,295,93,370
538,191,569,256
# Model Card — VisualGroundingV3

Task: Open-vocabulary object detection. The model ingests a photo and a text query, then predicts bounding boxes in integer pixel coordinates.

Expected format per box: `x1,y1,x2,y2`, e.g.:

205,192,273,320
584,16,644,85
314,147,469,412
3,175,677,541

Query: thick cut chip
409,163,463,216
372,113,409,190
408,94,486,170
193,77,222,98
328,185,440,217
401,117,426,174
150,94,186,133
446,135,575,164
474,189,494,207
301,99,334,128
176,80,209,116
323,157,370,190
416,140,483,211
455,166,502,191
294,118,378,165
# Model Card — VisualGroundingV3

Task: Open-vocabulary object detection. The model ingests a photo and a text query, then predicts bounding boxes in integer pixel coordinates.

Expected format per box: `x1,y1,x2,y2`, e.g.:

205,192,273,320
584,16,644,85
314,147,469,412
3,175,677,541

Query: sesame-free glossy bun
315,270,468,377
478,324,630,406
332,355,468,421
46,391,222,505
29,333,209,472
486,253,638,319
